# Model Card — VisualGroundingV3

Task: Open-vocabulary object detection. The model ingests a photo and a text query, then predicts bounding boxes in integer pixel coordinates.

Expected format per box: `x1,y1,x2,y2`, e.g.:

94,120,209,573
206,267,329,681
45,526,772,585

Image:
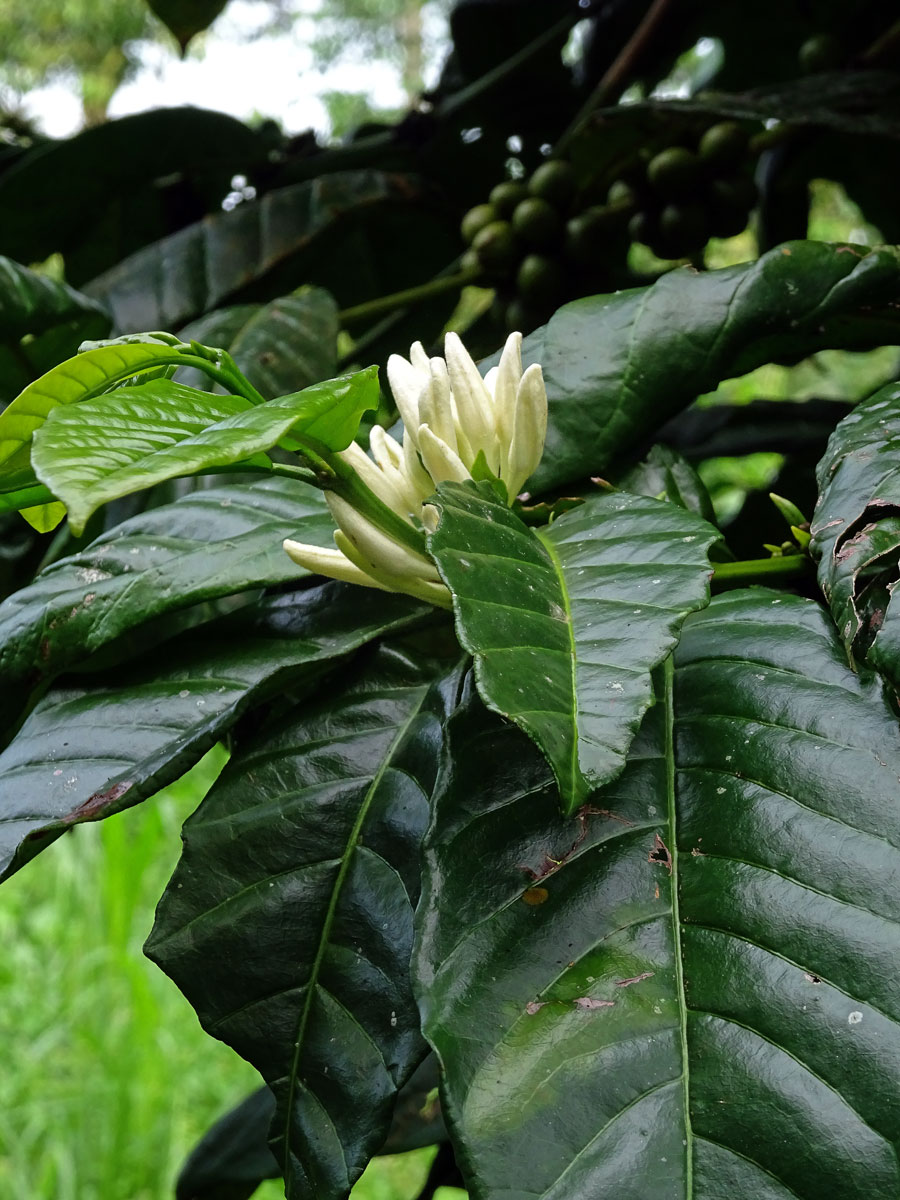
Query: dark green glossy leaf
619,444,717,524
415,589,900,1198
176,1087,280,1200
0,257,110,402
0,109,268,284
0,477,334,741
811,381,900,689
85,172,456,334
32,369,378,535
428,482,717,810
522,242,900,493
147,646,463,1200
175,1056,445,1200
0,584,427,881
178,288,339,400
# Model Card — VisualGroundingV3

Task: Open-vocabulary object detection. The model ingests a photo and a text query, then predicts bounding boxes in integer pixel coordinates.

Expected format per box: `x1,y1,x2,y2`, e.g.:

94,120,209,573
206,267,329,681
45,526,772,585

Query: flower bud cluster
283,331,547,606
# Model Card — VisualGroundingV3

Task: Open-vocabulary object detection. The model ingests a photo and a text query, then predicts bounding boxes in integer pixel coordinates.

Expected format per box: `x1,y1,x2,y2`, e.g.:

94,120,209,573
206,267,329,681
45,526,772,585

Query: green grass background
0,750,465,1200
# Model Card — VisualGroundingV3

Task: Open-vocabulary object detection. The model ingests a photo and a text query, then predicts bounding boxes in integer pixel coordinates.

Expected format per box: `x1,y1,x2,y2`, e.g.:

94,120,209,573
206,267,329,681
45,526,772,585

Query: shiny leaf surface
415,589,900,1198
178,287,339,400
0,584,426,881
147,646,463,1200
32,369,378,534
0,477,334,741
428,482,717,810
524,241,900,492
811,380,900,689
0,339,194,471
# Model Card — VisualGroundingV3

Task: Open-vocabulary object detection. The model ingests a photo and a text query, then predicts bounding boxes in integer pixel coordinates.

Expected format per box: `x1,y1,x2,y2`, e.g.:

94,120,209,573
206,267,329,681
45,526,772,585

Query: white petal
409,340,430,372
417,424,472,485
369,424,403,470
505,362,547,498
419,361,457,453
282,538,387,589
327,494,441,580
444,331,496,467
493,331,523,450
338,440,409,512
402,427,436,498
386,353,427,439
334,530,451,608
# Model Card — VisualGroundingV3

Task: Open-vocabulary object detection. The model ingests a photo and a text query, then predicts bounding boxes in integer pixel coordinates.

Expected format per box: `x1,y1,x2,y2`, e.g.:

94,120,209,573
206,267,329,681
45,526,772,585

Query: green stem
322,450,428,556
557,0,676,154
338,269,480,327
712,555,811,586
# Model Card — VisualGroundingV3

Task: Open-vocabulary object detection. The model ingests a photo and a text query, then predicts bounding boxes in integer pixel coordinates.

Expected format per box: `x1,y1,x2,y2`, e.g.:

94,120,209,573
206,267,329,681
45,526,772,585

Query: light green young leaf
32,369,380,535
0,339,197,471
428,481,718,811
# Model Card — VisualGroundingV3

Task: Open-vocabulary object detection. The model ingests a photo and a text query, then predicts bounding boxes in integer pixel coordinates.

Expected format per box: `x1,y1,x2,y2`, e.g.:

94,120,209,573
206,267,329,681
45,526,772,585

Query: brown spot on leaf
616,971,654,988
649,833,672,873
805,973,822,984
62,780,133,825
522,886,549,906
573,996,615,1010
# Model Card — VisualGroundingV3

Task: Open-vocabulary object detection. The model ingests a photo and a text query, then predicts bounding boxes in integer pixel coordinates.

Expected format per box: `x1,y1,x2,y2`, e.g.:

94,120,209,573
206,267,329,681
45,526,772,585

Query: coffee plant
3,2,900,1197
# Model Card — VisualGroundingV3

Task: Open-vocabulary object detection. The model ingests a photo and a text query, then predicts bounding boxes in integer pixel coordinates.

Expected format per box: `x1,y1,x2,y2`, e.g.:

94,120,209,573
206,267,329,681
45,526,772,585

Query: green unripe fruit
528,159,576,209
607,179,639,208
564,207,616,264
628,209,656,246
799,32,842,73
658,203,709,256
516,253,564,307
461,203,497,245
710,174,757,212
698,121,749,170
472,220,519,273
461,247,483,276
646,146,701,199
490,180,529,218
512,197,561,249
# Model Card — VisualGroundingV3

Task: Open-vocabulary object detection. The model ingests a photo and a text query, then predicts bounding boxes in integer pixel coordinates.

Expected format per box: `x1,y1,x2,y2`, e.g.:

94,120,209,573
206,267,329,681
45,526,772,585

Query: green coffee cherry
698,122,749,170
516,254,564,307
628,209,656,246
710,174,757,212
528,159,576,209
799,32,842,73
461,203,497,245
512,197,561,249
657,203,709,256
472,220,519,272
460,247,483,276
647,146,702,200
490,180,529,218
564,207,616,263
607,179,639,208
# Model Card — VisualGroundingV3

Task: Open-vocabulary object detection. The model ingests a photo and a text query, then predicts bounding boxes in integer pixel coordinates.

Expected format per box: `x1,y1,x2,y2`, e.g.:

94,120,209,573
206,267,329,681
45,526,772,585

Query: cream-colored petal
409,340,430,372
444,331,496,466
386,353,427,439
334,530,451,608
282,538,388,589
419,362,457,453
505,362,547,498
422,503,440,532
417,424,472,485
402,427,437,499
369,424,404,470
338,440,410,513
327,494,441,580
493,331,523,450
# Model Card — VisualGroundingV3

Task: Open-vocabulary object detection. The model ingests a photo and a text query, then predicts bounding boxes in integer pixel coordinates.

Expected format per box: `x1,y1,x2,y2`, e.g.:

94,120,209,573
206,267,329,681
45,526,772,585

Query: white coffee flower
283,331,547,605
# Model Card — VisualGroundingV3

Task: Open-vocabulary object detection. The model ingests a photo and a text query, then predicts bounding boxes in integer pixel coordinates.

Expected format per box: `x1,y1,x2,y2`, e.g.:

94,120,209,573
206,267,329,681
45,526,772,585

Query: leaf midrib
281,687,429,1198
